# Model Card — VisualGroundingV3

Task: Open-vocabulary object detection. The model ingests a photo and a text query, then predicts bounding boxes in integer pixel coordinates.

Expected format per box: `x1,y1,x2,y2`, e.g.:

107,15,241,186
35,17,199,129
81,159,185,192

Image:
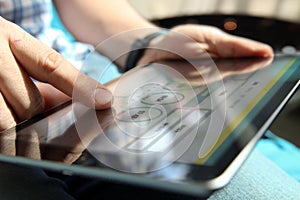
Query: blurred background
129,0,300,148
129,0,300,22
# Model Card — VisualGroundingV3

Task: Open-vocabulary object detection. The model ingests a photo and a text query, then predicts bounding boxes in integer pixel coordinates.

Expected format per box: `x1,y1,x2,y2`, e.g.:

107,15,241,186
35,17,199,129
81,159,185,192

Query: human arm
53,0,159,71
53,0,273,70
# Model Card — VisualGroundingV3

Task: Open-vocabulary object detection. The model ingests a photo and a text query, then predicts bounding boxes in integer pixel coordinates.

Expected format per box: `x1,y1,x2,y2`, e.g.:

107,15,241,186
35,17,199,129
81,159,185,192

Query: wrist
122,29,169,72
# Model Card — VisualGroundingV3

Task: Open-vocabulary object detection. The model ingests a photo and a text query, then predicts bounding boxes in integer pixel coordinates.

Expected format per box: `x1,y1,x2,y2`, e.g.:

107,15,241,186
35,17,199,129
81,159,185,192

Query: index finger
8,22,112,109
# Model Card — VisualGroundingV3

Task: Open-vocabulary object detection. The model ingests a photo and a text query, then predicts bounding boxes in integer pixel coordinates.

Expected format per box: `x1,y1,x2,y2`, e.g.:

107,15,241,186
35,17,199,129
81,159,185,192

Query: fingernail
94,88,112,108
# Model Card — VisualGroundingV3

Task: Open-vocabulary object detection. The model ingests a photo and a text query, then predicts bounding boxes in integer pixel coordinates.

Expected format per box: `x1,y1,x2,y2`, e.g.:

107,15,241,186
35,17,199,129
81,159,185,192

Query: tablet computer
0,54,299,197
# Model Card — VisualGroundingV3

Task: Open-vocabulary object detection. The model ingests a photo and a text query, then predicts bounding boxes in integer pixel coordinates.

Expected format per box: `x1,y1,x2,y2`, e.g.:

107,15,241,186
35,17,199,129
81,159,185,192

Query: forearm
53,0,159,68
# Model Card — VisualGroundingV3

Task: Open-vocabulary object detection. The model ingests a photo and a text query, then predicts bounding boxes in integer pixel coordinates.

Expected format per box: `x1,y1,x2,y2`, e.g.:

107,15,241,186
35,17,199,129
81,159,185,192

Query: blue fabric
208,148,300,200
256,130,300,182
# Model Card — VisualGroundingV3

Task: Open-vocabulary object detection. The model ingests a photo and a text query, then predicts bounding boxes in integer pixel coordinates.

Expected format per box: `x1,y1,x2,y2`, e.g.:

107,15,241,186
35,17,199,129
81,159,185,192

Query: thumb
35,82,70,110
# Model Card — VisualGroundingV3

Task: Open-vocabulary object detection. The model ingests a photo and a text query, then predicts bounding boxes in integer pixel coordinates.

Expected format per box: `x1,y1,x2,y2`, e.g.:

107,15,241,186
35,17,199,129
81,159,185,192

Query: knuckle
0,115,16,132
39,50,64,74
0,121,16,132
15,88,45,122
0,16,5,29
0,17,10,39
0,104,16,132
0,16,20,37
20,94,45,121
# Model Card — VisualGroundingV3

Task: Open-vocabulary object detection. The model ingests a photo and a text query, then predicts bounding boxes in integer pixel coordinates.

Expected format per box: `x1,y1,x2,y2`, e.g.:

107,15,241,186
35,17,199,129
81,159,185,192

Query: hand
0,17,112,131
139,24,273,64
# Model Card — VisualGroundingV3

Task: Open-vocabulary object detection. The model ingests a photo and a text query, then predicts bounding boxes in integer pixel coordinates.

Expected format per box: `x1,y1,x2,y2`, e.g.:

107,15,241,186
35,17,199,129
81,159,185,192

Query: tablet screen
0,54,299,196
